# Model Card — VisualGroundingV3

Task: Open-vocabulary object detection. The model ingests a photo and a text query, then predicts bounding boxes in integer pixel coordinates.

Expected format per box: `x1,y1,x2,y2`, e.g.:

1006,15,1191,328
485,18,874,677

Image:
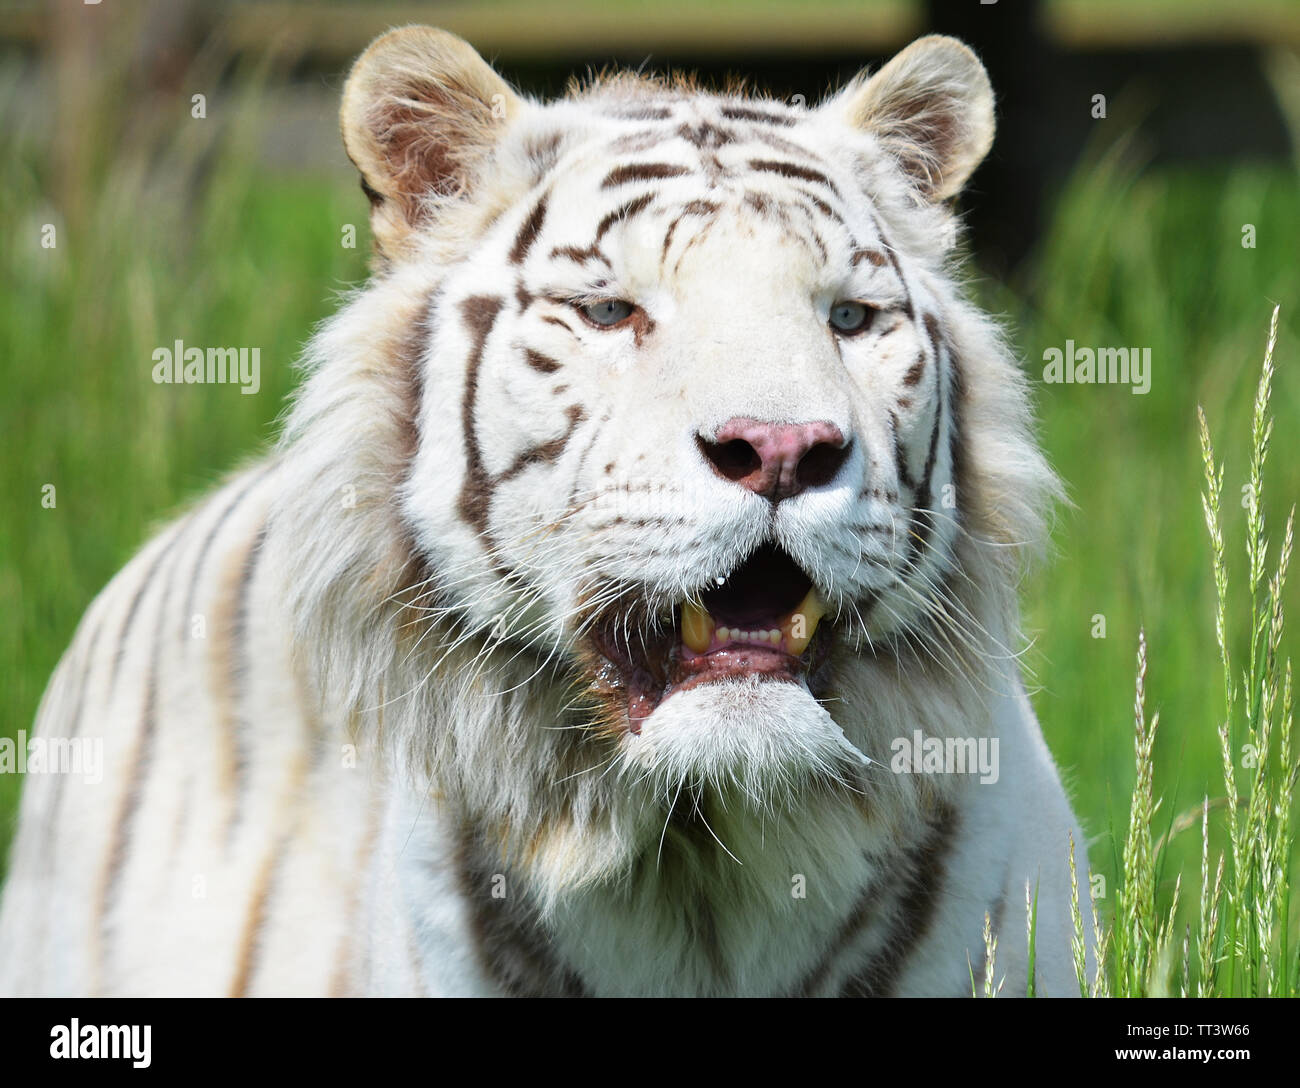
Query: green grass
1043,308,1297,997
0,73,1297,993
0,88,370,839
987,154,1300,993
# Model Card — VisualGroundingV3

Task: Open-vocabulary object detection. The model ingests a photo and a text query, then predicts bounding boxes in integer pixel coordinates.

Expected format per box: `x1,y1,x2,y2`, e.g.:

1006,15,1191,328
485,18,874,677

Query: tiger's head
274,28,1056,898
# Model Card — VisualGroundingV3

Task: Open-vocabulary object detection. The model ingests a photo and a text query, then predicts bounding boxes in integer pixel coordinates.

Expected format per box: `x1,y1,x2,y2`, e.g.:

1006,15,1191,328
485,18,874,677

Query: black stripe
455,825,587,996
660,199,720,266
542,314,578,336
869,212,916,322
917,393,945,517
677,121,733,149
229,828,293,996
568,413,610,507
892,410,919,494
608,129,672,154
934,313,967,525
796,189,843,225
802,223,828,263
223,522,267,845
99,520,190,987
747,158,840,197
595,192,654,241
719,104,796,126
181,467,274,647
793,861,894,996
523,348,561,374
839,802,959,996
602,105,673,121
904,321,948,569
497,405,587,484
671,216,717,275
107,528,186,700
601,162,690,188
456,295,506,536
743,190,772,217
548,244,609,267
509,190,550,265
525,131,564,178
748,127,822,161
394,289,441,467
769,196,829,263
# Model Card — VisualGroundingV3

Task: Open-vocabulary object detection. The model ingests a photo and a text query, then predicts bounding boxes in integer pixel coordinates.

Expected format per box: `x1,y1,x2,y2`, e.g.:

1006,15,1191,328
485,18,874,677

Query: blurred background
2,0,1298,943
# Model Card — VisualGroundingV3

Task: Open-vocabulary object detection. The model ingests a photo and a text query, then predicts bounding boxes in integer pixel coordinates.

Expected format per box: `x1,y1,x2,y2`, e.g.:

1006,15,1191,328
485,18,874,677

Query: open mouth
587,544,834,731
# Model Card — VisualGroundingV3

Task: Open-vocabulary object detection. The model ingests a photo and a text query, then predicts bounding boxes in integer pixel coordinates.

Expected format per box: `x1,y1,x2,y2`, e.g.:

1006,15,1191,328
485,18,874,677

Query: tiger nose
698,417,850,501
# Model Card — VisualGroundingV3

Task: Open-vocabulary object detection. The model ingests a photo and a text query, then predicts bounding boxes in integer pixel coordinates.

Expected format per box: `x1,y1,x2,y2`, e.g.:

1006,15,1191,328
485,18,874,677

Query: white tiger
0,27,1094,997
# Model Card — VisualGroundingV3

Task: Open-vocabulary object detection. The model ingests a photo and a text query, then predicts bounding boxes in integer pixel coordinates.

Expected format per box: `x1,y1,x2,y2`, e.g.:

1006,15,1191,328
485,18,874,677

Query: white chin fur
620,675,872,806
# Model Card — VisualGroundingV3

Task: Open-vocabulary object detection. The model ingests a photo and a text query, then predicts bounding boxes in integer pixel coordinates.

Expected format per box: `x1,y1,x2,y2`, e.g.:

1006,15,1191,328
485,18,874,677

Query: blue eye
830,300,875,334
580,299,635,327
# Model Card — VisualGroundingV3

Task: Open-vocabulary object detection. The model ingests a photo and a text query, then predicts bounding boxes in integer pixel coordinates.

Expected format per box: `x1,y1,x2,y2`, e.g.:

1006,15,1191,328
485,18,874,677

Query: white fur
0,30,1095,997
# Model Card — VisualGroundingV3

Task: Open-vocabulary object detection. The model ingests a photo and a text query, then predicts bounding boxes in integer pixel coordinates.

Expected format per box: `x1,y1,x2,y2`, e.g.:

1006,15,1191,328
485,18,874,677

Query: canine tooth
783,587,827,655
717,626,731,642
767,628,780,642
681,601,714,653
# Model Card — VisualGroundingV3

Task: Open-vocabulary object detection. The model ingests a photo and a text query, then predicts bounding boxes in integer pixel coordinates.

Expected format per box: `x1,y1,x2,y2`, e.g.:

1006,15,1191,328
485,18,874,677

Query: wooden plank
3,0,1298,54
218,1,919,59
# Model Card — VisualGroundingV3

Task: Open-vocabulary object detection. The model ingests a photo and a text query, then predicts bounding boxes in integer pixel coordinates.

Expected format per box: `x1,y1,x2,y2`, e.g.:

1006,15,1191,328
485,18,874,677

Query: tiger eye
580,299,635,327
829,300,875,334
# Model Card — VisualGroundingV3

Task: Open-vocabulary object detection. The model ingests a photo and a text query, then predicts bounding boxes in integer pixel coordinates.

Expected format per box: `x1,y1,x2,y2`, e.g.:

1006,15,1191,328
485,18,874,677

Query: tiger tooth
782,587,827,656
681,601,714,653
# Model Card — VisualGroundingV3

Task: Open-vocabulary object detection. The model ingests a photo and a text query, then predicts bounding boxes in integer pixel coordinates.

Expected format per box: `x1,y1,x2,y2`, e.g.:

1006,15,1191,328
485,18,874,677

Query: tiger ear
832,35,994,202
340,26,523,255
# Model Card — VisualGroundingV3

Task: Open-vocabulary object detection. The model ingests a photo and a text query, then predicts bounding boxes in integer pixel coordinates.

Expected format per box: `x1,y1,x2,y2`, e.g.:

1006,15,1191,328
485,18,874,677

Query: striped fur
0,29,1093,997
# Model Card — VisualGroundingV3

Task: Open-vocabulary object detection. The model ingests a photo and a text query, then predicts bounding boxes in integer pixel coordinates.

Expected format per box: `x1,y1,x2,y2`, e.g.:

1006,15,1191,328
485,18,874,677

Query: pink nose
698,417,849,501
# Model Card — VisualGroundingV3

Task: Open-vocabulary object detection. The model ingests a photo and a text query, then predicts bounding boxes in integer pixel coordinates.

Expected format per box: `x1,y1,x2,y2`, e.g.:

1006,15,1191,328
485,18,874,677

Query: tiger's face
321,29,1046,812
